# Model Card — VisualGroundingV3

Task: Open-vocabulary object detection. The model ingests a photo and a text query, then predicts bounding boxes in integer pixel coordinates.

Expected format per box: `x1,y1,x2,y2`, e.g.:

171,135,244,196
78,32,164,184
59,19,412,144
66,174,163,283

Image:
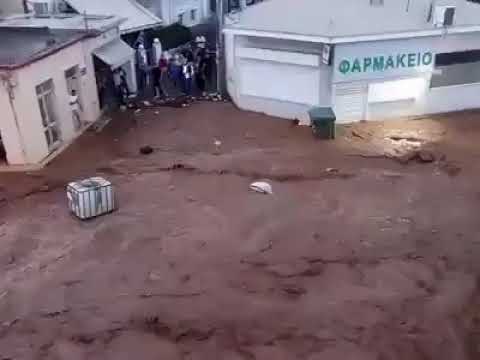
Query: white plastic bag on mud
249,182,273,195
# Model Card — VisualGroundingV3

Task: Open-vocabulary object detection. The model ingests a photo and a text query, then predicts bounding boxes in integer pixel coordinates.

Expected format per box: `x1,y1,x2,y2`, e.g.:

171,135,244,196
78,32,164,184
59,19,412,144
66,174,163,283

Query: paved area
1,103,480,360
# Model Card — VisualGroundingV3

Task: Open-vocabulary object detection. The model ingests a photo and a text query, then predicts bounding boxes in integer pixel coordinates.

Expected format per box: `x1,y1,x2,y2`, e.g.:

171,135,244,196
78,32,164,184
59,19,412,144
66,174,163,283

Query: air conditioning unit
370,0,384,6
32,2,50,16
433,5,456,27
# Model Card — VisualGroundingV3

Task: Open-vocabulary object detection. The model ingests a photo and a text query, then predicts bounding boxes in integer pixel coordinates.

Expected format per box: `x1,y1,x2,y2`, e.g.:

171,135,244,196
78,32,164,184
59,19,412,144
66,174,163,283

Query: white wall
0,0,24,16
161,0,210,26
226,34,332,121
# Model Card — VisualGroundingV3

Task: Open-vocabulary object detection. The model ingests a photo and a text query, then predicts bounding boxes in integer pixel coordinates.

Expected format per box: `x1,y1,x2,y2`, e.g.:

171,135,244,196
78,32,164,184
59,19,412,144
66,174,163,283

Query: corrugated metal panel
65,0,161,33
240,59,320,105
333,83,367,122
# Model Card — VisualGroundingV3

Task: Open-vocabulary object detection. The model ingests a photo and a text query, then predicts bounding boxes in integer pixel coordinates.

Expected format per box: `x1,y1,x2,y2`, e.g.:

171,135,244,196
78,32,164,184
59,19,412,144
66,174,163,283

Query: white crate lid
68,177,112,192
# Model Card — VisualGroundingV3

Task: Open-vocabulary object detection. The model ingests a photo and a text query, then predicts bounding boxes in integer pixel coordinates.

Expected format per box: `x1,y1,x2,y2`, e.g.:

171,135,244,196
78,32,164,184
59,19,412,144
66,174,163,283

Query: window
177,12,184,25
36,80,61,150
435,49,480,66
228,0,240,11
33,2,49,16
190,9,197,22
431,50,480,88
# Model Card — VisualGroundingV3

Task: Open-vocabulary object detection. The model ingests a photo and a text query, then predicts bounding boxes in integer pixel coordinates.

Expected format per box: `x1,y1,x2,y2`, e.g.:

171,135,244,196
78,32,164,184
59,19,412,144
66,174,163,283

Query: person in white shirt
182,61,194,96
69,90,82,130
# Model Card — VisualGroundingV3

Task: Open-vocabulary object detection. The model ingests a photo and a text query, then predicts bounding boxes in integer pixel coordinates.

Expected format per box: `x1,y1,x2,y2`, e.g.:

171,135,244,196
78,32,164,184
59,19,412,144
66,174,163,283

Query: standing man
113,69,123,104
182,61,194,96
196,56,207,97
171,53,184,90
137,44,149,93
159,53,169,97
69,90,83,130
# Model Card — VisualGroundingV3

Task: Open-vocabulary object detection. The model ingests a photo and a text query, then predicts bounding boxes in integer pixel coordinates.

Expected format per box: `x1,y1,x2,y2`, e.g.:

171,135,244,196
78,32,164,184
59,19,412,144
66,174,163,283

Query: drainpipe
1,72,28,164
22,0,29,13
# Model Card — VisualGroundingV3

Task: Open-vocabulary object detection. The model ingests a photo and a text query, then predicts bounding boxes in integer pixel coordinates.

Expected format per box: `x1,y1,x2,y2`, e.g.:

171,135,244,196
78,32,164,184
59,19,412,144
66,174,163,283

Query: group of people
152,42,213,98
103,36,214,108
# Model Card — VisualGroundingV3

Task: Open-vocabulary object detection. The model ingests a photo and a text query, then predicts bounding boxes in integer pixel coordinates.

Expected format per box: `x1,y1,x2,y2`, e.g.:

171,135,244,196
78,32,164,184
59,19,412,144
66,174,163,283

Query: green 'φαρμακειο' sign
338,52,433,75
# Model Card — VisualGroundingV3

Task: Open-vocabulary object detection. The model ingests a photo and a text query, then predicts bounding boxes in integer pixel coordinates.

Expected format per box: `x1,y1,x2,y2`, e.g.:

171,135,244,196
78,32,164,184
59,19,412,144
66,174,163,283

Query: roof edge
0,32,88,71
120,21,162,34
224,24,480,44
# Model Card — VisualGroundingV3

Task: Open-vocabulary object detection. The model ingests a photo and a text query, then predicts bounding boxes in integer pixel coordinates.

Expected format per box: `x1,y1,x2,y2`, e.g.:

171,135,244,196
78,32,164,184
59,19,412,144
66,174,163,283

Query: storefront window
431,50,480,88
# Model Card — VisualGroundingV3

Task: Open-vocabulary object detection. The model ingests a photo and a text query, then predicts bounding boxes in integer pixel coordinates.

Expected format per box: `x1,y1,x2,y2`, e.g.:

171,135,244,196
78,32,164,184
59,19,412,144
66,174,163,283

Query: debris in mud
380,171,404,179
244,132,256,140
213,138,222,155
139,291,204,299
180,274,191,283
439,161,462,177
139,146,154,155
417,150,436,163
388,135,425,145
62,279,83,287
148,270,163,282
1,318,19,328
325,168,339,173
250,182,273,195
41,308,70,318
259,240,273,253
71,334,96,345
267,261,323,278
352,130,368,140
393,149,438,164
351,148,441,165
282,284,307,297
174,325,216,342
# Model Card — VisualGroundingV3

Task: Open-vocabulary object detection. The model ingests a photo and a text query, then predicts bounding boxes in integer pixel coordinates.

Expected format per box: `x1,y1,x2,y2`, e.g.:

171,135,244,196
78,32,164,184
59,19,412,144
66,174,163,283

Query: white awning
93,39,134,69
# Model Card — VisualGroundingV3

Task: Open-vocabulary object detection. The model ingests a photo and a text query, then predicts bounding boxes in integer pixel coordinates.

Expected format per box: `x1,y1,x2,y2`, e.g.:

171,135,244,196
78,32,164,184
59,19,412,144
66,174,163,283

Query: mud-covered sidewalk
1,103,480,360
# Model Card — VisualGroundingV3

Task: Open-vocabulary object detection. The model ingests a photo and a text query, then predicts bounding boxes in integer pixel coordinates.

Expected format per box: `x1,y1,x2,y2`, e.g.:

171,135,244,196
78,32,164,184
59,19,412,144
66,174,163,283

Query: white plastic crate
67,177,115,219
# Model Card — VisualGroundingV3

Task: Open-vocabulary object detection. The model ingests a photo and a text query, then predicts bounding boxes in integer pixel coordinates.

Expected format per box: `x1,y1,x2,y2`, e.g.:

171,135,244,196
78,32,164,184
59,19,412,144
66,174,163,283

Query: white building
137,0,212,27
4,0,163,34
224,0,480,123
0,15,137,168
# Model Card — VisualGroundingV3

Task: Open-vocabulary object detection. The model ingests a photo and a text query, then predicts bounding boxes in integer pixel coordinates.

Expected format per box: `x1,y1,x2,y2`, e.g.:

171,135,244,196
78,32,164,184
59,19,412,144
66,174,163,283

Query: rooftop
0,27,86,69
0,13,124,33
64,0,162,33
227,0,480,41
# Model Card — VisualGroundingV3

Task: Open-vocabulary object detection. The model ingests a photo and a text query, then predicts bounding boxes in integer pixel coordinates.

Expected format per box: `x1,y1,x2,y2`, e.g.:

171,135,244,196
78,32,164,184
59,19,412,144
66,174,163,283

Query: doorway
36,79,61,152
65,65,83,131
0,133,6,165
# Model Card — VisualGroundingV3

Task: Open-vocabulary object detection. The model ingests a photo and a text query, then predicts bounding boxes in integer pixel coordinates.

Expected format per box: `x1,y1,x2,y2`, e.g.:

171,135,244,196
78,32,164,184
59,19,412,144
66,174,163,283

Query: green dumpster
309,107,336,139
